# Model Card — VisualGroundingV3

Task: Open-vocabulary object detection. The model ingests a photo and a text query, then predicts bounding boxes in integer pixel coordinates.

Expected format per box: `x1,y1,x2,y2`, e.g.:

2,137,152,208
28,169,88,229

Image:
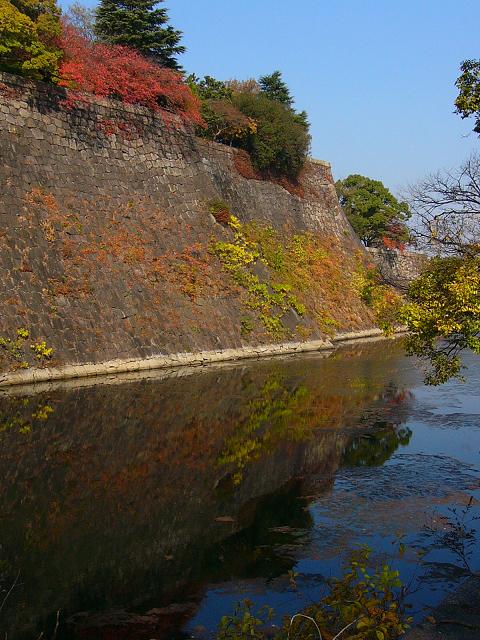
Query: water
0,340,478,639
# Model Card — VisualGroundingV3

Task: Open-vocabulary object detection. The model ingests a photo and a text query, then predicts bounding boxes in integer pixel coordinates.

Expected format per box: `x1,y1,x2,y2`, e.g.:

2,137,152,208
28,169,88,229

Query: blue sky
61,0,479,194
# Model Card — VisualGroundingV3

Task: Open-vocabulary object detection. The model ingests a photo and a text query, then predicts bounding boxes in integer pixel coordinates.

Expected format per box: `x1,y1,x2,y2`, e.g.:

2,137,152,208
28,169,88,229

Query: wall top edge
0,70,333,170
308,158,331,168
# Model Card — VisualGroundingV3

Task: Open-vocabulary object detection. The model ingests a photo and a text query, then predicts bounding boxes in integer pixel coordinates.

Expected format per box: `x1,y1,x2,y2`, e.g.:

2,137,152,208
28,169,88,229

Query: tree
197,100,257,145
233,91,310,179
187,72,310,180
94,0,185,69
336,174,411,247
403,154,480,384
187,74,233,101
225,77,259,95
59,22,203,126
188,73,310,180
402,254,480,384
408,154,480,256
259,70,293,107
65,1,96,41
294,109,309,130
455,59,480,134
187,74,256,145
0,0,63,81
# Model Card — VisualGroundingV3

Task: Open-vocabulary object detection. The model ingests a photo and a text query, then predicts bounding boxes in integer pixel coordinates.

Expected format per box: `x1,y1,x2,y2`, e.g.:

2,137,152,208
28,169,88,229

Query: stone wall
0,71,375,372
367,247,427,289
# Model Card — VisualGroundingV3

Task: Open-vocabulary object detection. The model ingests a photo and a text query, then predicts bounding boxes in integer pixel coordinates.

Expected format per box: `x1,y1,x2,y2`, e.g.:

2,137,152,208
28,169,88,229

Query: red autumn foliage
234,149,261,180
95,117,143,139
381,236,406,252
58,21,204,127
380,222,409,252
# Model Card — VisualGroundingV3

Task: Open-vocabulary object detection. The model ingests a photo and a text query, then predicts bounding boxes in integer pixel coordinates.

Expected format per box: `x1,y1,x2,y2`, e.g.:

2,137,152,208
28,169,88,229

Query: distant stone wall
367,247,428,289
0,71,375,373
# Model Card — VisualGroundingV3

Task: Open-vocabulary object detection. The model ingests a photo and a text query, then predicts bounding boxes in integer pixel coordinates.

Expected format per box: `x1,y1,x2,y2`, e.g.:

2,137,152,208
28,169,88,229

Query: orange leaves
382,236,406,253
25,187,60,213
234,150,261,180
22,189,223,309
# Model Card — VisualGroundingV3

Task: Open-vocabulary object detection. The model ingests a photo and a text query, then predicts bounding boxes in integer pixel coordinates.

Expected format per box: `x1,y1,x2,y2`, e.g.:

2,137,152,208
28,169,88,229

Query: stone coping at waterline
0,328,406,389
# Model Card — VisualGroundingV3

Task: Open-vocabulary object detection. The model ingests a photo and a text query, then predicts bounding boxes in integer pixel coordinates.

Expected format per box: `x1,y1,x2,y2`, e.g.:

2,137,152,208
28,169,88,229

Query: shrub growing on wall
0,0,63,81
59,21,204,125
233,91,311,180
190,72,311,181
187,76,257,145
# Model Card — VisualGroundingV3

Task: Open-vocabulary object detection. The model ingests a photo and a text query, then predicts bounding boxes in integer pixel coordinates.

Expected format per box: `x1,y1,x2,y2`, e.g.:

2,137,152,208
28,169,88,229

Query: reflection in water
0,397,54,434
342,424,412,468
0,340,476,639
217,376,316,486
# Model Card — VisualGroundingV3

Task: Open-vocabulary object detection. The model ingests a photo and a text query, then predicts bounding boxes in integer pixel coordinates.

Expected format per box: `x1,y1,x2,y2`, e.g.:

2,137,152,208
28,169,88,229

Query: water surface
0,340,478,639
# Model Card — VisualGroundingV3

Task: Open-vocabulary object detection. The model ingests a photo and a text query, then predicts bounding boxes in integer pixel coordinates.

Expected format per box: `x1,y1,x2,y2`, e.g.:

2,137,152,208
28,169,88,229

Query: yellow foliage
0,0,62,80
402,254,480,383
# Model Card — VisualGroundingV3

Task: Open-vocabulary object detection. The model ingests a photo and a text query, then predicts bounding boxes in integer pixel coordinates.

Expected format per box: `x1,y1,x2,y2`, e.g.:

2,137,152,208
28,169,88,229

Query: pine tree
94,0,185,69
259,70,294,107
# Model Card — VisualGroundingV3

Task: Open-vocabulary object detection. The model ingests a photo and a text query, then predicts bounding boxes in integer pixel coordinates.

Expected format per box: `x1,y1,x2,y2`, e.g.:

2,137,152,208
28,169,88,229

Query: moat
0,340,479,639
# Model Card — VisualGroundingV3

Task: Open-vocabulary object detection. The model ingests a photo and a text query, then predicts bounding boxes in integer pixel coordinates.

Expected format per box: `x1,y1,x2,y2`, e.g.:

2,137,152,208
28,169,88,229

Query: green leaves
189,72,310,180
217,600,270,640
233,91,310,179
0,0,62,80
259,70,294,107
455,59,480,134
215,544,412,639
335,175,411,247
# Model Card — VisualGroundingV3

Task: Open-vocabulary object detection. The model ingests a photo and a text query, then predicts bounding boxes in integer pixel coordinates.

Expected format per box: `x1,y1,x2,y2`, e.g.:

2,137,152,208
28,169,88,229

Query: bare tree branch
406,153,480,256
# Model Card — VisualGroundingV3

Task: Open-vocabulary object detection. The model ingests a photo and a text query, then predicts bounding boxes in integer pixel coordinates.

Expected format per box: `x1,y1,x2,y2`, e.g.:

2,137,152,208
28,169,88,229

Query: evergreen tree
259,70,294,107
94,0,185,69
294,109,309,130
335,174,411,247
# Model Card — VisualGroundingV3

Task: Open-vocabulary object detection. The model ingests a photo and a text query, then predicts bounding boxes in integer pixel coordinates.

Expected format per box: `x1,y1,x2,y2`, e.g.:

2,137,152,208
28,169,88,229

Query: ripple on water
311,453,480,539
413,408,480,430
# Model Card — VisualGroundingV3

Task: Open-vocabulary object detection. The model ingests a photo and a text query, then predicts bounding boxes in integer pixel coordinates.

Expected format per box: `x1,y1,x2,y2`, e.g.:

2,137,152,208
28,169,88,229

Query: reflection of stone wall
367,247,428,289
0,342,414,639
0,71,373,372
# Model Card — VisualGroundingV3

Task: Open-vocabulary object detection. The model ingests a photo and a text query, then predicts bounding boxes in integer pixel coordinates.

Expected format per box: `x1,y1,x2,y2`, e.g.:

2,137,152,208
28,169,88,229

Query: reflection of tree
198,482,313,583
341,385,413,467
0,342,416,639
342,422,412,468
217,377,415,485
